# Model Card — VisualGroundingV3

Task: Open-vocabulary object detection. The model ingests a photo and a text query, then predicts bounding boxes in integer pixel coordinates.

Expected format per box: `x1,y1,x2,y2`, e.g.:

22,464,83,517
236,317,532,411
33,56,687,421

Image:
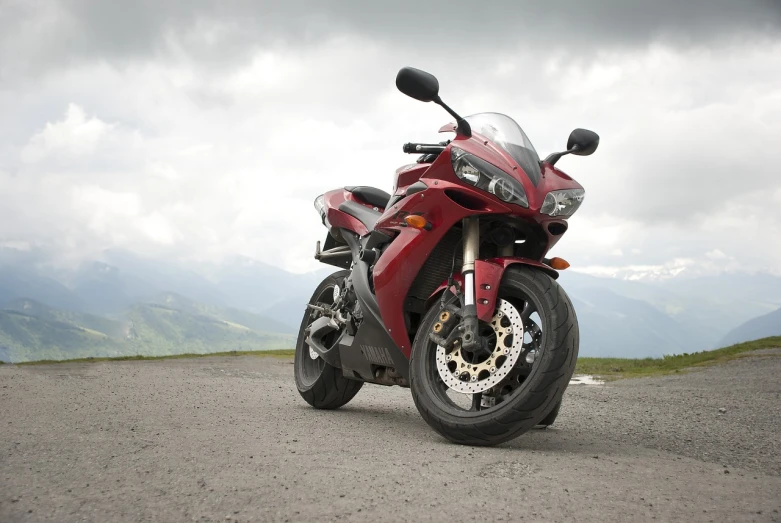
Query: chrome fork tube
460,217,482,351
462,217,479,306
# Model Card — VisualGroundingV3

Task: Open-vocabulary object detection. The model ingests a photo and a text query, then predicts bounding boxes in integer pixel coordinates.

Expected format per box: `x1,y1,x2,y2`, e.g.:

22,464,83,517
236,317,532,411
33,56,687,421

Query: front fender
427,257,558,322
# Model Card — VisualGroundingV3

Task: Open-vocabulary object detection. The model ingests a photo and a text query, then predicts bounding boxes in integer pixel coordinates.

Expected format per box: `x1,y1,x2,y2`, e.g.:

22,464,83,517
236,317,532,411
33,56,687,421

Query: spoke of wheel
471,393,482,411
520,300,536,321
521,320,542,363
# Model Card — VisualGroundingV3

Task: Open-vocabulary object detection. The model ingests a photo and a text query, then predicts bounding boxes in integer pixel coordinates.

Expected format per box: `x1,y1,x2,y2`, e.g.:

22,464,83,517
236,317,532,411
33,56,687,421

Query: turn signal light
548,257,570,270
404,215,430,230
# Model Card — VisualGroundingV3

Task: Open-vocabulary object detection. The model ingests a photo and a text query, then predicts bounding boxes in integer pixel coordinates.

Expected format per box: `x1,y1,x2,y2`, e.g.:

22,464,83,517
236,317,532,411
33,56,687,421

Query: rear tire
410,266,578,446
294,270,363,409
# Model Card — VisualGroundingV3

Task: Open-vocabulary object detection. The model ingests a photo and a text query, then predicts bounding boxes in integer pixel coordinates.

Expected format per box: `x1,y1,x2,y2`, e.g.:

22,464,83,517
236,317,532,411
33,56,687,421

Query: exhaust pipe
305,316,342,367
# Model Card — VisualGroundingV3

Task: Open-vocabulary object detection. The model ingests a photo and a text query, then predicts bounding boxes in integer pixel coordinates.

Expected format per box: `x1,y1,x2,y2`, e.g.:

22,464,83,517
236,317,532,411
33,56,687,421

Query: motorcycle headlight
540,189,585,217
451,147,528,208
314,194,326,218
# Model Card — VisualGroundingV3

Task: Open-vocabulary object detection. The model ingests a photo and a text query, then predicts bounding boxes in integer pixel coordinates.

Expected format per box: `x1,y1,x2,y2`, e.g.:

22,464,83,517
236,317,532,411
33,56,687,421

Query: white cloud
706,249,727,260
0,8,779,278
20,104,114,163
573,258,695,281
73,185,138,215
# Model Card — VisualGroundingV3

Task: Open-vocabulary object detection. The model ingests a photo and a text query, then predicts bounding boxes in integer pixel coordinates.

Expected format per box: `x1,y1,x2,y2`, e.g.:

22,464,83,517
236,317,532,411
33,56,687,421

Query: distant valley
559,271,781,357
1,247,780,362
0,294,295,363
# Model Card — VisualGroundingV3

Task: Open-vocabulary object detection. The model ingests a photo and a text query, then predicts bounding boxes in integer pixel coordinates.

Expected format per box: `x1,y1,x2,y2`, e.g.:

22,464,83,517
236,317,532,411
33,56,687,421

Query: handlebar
403,142,446,154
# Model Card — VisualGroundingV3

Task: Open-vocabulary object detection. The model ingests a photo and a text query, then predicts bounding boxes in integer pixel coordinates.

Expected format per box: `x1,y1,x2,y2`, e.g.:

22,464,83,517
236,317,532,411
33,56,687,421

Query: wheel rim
424,288,547,415
435,299,524,394
297,284,340,387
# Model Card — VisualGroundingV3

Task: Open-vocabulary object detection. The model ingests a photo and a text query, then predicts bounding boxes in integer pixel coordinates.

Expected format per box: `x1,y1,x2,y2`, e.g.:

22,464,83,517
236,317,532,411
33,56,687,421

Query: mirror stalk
544,128,599,166
543,145,580,166
434,96,472,137
396,67,473,137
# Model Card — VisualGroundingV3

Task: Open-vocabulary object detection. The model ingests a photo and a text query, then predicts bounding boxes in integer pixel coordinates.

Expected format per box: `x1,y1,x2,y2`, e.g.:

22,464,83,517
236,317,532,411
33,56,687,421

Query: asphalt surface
1,352,780,523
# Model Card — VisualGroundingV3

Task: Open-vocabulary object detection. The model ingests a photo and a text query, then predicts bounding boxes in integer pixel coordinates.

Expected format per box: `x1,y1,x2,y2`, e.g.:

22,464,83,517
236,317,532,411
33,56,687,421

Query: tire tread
410,266,578,446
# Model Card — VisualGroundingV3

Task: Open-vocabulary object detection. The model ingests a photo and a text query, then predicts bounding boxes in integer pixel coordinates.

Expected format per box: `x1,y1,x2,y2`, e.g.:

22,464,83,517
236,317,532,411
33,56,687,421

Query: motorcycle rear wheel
410,266,578,446
294,270,363,409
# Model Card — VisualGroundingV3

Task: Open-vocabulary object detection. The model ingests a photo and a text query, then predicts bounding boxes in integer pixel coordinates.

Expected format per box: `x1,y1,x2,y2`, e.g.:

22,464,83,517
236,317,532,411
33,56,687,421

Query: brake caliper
428,304,461,349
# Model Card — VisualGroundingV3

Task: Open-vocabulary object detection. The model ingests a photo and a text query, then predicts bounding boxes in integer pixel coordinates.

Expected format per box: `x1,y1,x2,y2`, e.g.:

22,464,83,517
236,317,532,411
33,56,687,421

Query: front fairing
443,128,584,213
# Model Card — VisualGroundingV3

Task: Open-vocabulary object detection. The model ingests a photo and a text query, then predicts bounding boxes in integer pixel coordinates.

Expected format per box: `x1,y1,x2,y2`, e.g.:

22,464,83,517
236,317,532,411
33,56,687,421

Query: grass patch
17,349,295,366
575,336,781,380
13,337,781,378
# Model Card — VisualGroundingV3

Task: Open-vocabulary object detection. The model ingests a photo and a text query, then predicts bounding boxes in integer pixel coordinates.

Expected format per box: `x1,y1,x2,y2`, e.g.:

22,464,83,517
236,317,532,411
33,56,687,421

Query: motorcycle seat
344,186,391,209
339,200,381,233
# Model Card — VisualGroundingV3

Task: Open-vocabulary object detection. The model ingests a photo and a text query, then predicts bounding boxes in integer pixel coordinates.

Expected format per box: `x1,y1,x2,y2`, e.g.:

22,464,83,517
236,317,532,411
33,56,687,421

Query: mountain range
558,271,781,357
720,307,781,347
1,247,779,362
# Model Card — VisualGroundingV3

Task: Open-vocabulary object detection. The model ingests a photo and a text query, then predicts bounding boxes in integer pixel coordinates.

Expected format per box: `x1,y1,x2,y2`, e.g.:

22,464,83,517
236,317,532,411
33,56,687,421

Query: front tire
538,398,562,427
294,270,363,409
410,266,578,446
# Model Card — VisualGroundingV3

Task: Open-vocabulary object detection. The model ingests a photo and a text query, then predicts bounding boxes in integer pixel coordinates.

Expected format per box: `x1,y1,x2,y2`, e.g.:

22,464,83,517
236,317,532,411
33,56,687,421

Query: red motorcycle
294,67,598,446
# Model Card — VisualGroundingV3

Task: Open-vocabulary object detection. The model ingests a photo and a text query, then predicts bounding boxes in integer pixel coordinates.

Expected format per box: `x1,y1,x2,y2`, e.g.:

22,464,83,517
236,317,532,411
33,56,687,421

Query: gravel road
1,352,780,523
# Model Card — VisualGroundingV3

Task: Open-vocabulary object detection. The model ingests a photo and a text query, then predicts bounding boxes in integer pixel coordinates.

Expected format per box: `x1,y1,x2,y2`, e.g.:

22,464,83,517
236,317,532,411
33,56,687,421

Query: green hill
146,293,295,334
576,336,781,380
0,295,295,363
720,307,781,346
4,298,125,337
0,306,125,362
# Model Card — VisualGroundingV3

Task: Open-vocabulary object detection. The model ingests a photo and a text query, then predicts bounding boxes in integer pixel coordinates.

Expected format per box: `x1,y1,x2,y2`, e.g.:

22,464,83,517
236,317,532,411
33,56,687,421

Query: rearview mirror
396,67,440,102
567,129,600,156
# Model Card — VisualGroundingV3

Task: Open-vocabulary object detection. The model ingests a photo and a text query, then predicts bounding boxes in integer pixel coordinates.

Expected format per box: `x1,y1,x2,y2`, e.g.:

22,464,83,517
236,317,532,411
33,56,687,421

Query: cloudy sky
1,0,780,277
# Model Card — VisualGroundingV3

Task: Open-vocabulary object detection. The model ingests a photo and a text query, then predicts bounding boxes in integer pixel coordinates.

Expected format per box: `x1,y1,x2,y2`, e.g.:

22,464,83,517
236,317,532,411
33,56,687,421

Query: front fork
432,216,508,354
462,216,513,306
460,217,482,353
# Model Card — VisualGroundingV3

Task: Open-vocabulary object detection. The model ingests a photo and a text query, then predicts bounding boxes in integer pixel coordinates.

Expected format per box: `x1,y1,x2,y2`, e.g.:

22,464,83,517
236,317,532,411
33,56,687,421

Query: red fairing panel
393,163,430,196
372,153,513,357
476,258,558,321
322,188,383,237
345,129,579,358
428,258,558,323
474,260,503,322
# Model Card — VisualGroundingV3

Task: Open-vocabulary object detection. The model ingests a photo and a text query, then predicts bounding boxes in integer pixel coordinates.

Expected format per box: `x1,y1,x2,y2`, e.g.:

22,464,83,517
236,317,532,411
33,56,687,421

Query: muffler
305,316,342,367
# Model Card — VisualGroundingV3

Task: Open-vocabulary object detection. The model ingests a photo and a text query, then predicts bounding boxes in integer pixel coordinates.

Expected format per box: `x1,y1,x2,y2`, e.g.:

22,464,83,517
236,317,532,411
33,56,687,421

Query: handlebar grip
403,143,446,154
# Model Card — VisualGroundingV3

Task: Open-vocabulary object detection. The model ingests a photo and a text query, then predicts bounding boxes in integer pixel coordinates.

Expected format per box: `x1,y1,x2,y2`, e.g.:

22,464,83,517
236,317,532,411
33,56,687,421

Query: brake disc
435,299,524,394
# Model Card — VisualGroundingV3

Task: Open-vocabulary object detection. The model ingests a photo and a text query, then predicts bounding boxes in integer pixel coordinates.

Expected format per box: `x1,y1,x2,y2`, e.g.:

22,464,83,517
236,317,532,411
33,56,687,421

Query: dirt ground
1,352,779,522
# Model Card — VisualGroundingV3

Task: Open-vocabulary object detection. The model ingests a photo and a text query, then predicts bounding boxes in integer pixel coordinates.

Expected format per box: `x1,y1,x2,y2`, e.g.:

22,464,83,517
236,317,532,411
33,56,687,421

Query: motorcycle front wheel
410,266,578,446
